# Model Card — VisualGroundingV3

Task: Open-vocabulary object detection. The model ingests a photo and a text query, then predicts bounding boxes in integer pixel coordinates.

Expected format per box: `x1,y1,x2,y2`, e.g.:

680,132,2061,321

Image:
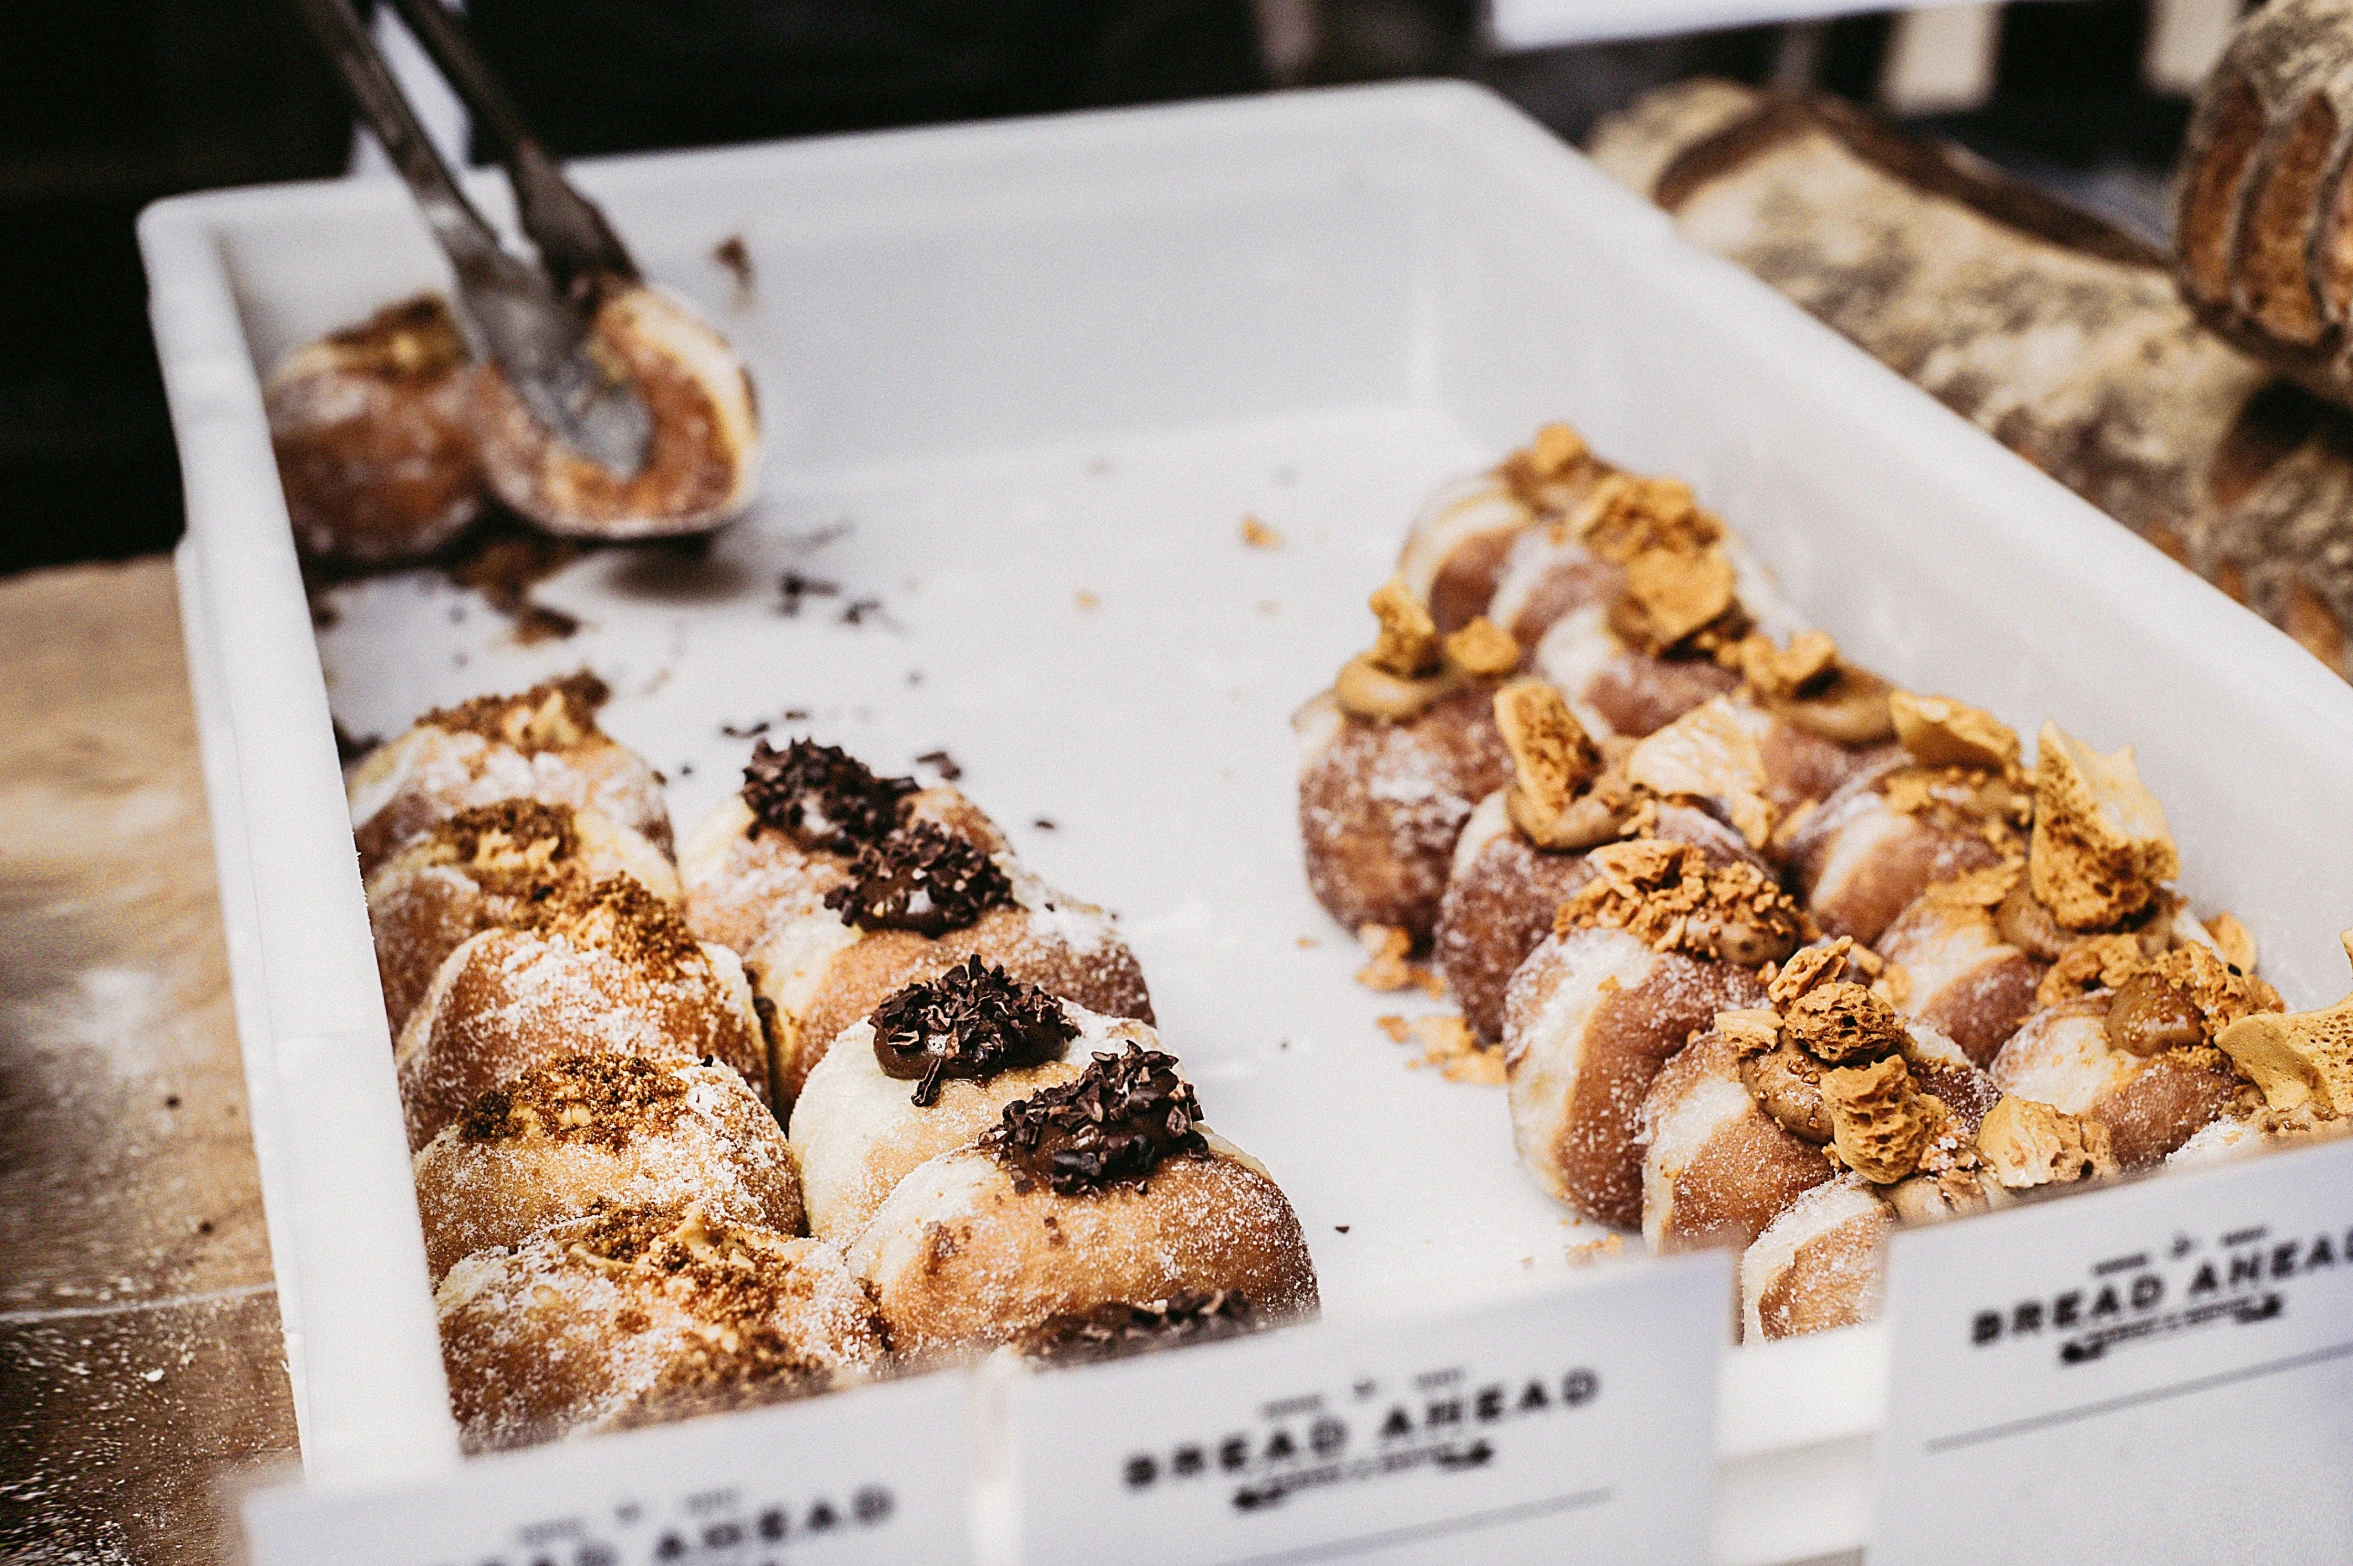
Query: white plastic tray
142,81,2353,1566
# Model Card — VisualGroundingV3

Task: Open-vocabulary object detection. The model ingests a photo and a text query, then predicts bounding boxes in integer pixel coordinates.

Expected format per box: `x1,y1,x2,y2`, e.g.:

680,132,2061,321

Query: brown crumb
1074,590,1099,610
1365,578,1442,679
1375,1015,1412,1043
1821,1055,1949,1184
2207,912,2259,973
1241,515,1282,549
1566,1234,1624,1266
1401,1014,1505,1084
1295,936,1318,949
1355,924,1416,991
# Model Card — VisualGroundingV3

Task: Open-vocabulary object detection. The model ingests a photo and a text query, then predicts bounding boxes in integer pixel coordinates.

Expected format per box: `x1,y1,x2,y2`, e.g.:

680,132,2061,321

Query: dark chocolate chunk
1019,1290,1259,1367
980,1044,1210,1196
823,820,1011,936
740,738,916,852
869,955,1077,1105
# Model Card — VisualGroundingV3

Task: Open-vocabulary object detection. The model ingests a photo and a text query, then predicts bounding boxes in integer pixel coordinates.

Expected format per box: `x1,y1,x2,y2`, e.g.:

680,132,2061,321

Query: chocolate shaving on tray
1019,1289,1260,1366
739,737,917,851
822,820,1013,936
979,1044,1211,1196
868,955,1078,1106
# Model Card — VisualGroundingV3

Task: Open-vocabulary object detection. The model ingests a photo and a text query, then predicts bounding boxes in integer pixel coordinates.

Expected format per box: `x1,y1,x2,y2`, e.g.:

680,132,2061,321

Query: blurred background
2,0,2239,576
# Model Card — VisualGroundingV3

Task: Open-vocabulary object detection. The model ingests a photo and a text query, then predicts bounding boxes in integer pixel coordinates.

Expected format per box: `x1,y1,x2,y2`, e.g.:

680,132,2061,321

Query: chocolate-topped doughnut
742,813,1149,1110
396,875,765,1149
1502,840,1801,1228
413,1054,803,1282
792,961,1154,1241
366,797,680,1036
348,674,672,876
265,295,484,563
1296,581,1518,942
846,1044,1317,1362
436,1202,881,1452
469,283,761,539
1875,869,2046,1068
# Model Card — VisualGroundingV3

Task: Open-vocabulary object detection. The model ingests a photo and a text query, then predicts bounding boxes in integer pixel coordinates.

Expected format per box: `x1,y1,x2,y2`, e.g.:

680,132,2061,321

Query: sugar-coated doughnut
847,1045,1317,1362
348,674,672,876
436,1202,880,1452
413,1054,802,1282
1990,996,2243,1169
396,876,764,1149
469,283,760,539
1503,839,1799,1227
1639,1029,1832,1251
1397,473,1539,634
264,295,483,563
792,962,1153,1241
1874,873,2045,1068
366,797,679,1036
1739,1174,1893,1341
1788,757,2013,944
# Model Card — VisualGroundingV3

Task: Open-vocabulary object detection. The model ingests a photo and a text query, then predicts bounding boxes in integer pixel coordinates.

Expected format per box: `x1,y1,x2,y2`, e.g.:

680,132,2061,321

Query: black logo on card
1121,1366,1598,1512
1967,1222,2348,1366
442,1484,894,1566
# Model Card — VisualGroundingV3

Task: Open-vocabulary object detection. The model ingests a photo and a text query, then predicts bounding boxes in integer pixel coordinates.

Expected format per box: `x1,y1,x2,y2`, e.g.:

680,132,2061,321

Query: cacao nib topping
823,820,1012,936
869,955,1077,1106
1020,1289,1259,1367
979,1044,1210,1195
739,737,916,852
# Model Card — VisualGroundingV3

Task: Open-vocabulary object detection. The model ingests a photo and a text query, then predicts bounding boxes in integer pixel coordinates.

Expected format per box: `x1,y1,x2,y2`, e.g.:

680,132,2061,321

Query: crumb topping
1367,577,1442,679
823,821,1013,936
1568,475,1743,653
2096,944,2281,1055
979,1044,1211,1196
516,874,705,977
560,1204,838,1386
1495,679,1627,850
739,737,916,851
1821,1055,1951,1184
1443,616,1520,677
1554,839,1804,965
418,798,581,896
1738,632,1894,745
456,1054,689,1149
1499,422,1592,506
867,955,1076,1106
423,672,610,753
1783,981,1909,1066
1974,1096,2118,1189
1879,765,2033,856
2028,722,2180,931
2217,932,2353,1130
1018,1289,1259,1366
1890,691,2020,772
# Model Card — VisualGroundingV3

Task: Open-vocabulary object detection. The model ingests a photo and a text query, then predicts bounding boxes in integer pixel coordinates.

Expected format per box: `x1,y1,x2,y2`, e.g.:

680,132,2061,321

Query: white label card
243,1369,974,1566
1875,1134,2353,1566
1002,1251,1731,1566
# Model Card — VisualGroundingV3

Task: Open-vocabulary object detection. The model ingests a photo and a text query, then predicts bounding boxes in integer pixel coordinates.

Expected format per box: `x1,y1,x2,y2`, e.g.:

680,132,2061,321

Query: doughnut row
1300,423,2353,1343
351,680,1316,1450
266,286,762,561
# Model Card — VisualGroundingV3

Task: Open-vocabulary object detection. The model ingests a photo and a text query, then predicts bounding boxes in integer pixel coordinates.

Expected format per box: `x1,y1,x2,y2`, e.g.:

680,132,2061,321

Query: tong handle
381,0,640,293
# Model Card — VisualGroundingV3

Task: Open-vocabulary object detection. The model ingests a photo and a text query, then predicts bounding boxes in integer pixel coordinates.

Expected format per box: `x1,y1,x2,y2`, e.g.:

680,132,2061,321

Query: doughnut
1989,984,2257,1170
678,737,994,951
396,875,765,1149
1015,1288,1264,1367
348,673,672,876
1486,528,1625,650
436,1201,881,1452
365,797,680,1036
469,282,760,539
1501,839,1800,1227
412,1053,802,1282
740,812,1151,1111
1788,693,2031,942
1739,1175,1893,1341
792,961,1156,1241
264,295,484,563
1638,1028,1832,1251
1434,681,1767,1039
846,1044,1317,1362
1532,605,1740,740
1394,423,1610,635
1874,869,2046,1068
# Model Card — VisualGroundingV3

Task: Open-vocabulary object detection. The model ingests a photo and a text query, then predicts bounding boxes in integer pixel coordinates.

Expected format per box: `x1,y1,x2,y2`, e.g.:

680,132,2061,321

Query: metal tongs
293,0,653,476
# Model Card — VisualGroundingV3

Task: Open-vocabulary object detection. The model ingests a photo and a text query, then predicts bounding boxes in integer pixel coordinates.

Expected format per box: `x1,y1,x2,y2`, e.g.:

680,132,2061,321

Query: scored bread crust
1294,684,1511,942
1504,925,1770,1229
1876,891,2045,1067
396,925,765,1150
791,1000,1154,1242
1640,1030,1833,1251
846,1134,1318,1362
412,1056,803,1281
1740,1174,1893,1342
1990,996,2240,1168
348,721,673,877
